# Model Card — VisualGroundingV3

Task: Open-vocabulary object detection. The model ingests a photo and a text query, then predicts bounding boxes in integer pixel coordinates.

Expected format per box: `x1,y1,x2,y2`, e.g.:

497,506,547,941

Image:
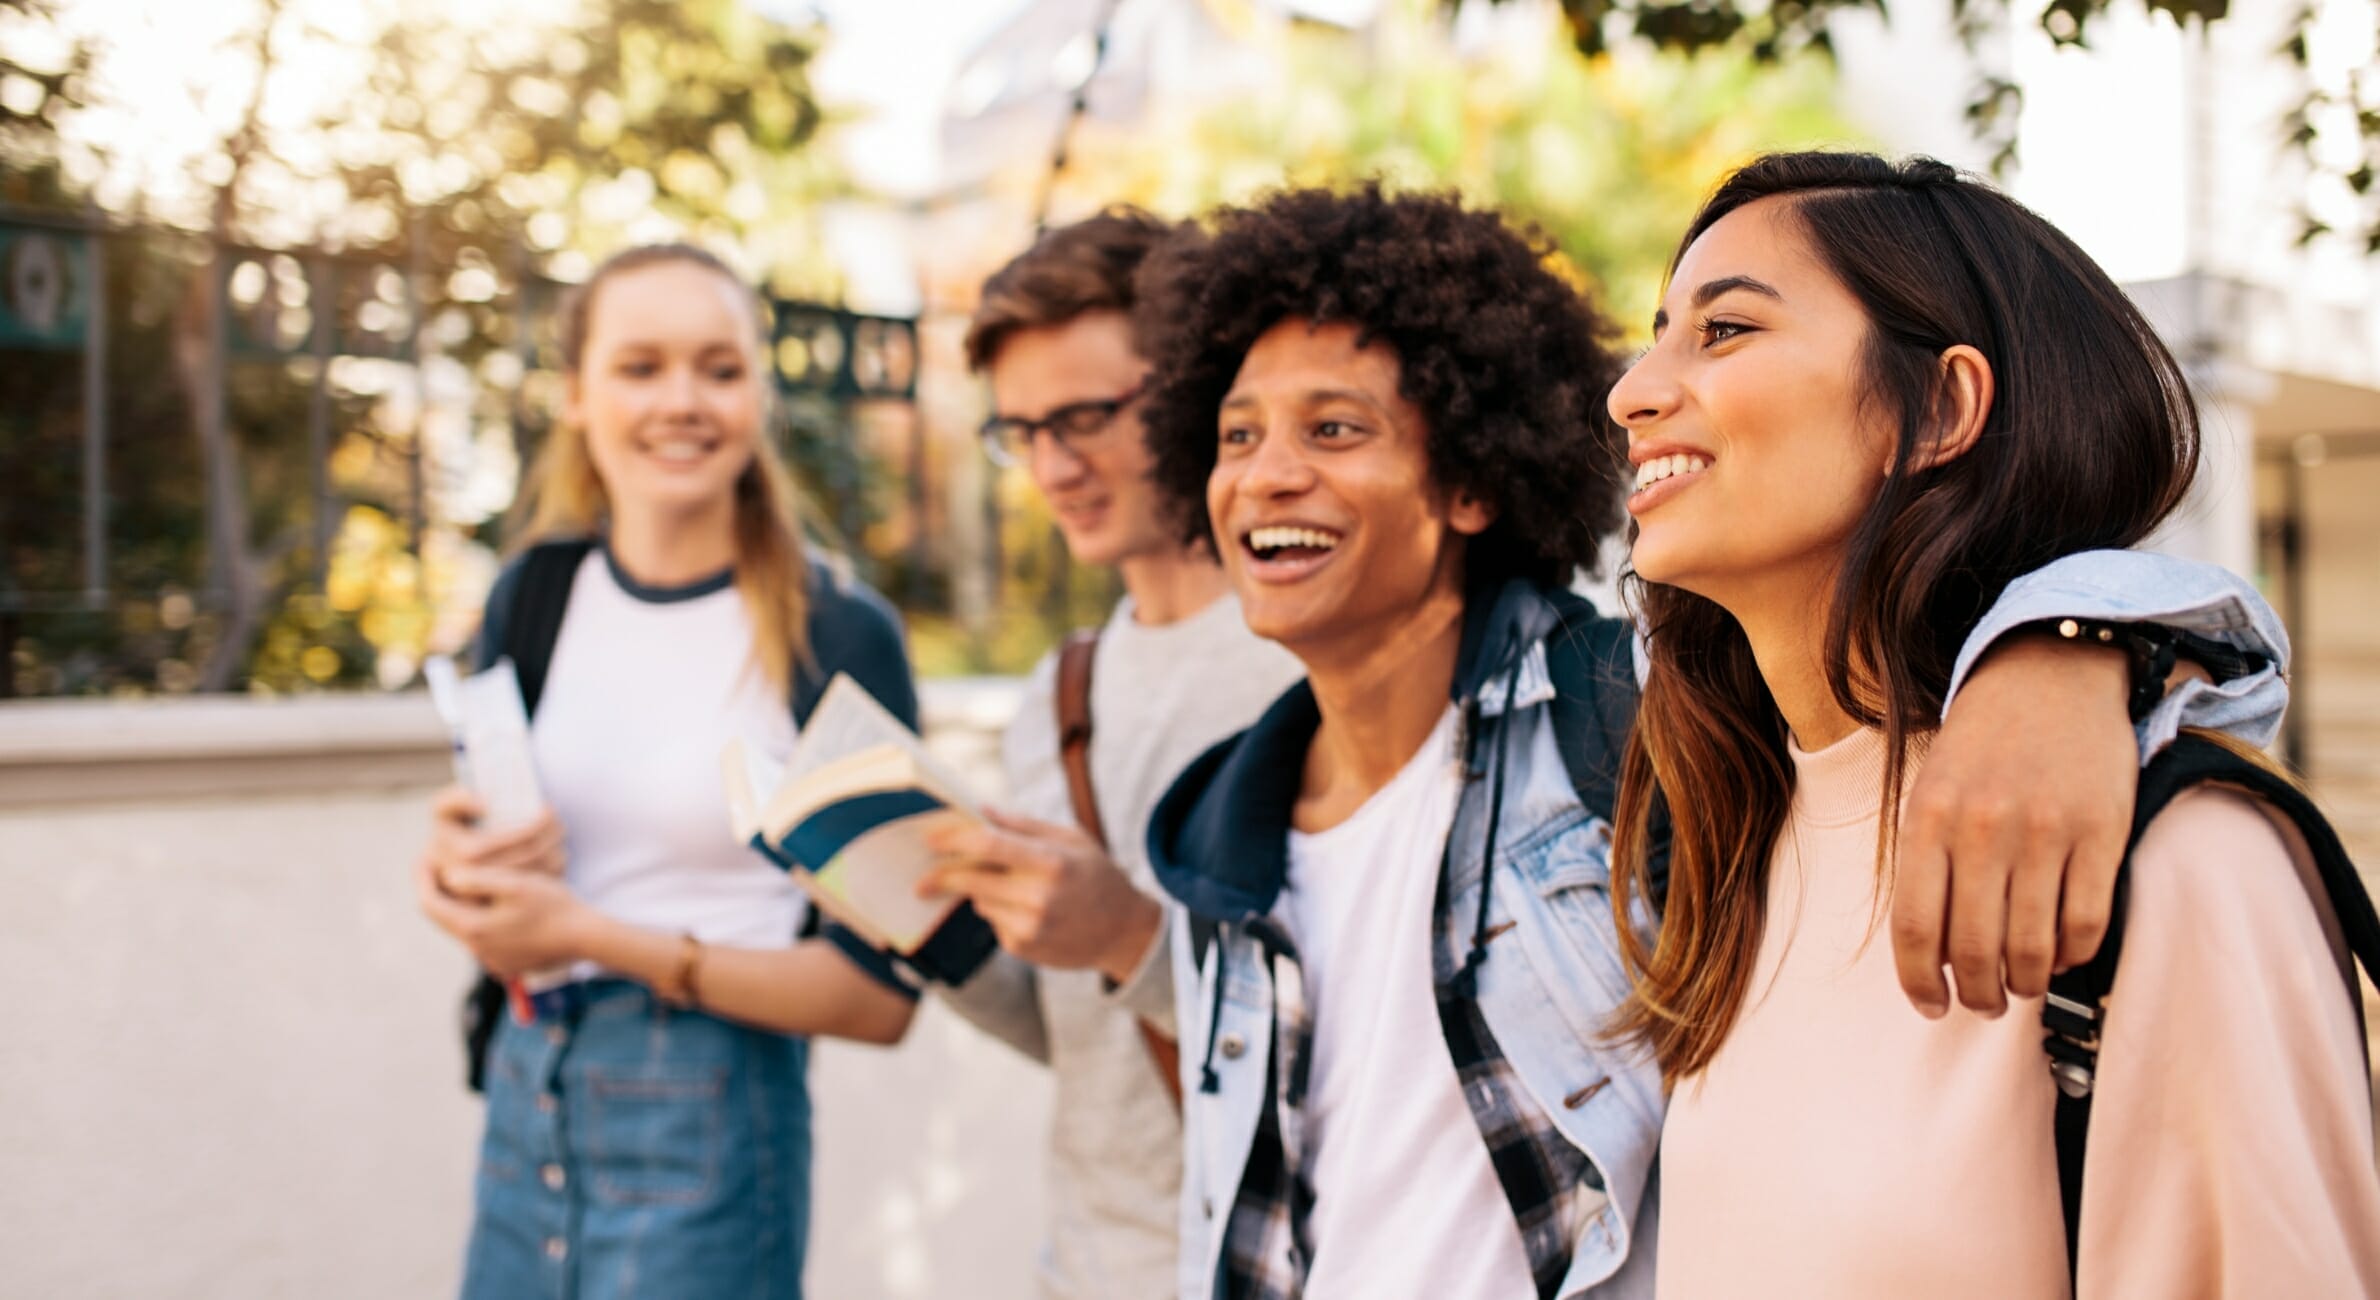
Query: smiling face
984,309,1174,567
1608,197,1896,614
566,260,764,523
1208,317,1491,659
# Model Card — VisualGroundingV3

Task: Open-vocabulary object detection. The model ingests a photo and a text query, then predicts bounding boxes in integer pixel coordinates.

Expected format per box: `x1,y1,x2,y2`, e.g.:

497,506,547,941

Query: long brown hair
1608,153,2200,1084
512,243,810,693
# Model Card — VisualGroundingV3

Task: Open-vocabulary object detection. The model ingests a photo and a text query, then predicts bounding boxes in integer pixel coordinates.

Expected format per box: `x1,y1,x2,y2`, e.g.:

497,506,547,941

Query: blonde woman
417,244,928,1299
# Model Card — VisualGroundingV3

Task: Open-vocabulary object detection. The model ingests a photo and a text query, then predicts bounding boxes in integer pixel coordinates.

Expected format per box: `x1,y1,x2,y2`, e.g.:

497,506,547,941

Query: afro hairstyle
1132,183,1631,589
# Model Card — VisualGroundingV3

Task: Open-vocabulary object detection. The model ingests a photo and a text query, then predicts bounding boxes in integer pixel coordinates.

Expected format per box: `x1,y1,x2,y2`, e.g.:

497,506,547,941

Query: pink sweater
1658,728,2380,1298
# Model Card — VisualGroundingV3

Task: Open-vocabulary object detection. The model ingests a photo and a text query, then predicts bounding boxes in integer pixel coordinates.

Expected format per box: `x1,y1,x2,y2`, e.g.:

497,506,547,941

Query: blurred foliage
936,466,1125,677
0,0,87,193
1070,0,1857,337
1471,0,2380,252
0,0,856,696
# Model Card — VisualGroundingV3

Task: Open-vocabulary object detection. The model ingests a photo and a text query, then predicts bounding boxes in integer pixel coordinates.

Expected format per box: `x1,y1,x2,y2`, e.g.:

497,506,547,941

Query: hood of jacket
1145,576,1579,923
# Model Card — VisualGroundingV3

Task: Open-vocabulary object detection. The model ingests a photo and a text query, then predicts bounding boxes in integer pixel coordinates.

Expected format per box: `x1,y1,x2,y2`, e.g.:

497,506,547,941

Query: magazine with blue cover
721,673,980,955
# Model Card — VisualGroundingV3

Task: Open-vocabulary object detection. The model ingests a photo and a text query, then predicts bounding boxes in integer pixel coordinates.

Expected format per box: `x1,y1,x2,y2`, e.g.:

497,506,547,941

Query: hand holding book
916,808,1165,987
722,674,997,984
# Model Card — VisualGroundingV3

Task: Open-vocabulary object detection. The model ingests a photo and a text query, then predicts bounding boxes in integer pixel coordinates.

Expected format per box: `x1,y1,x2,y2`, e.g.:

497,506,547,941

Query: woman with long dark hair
1607,153,2380,1295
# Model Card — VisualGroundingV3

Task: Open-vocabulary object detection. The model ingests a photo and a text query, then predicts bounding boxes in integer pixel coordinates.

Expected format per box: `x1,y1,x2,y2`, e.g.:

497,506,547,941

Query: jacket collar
1145,576,1578,923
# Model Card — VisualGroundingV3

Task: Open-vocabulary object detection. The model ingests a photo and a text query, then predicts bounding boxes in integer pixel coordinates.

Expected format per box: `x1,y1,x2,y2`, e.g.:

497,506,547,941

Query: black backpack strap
501,538,598,716
1542,598,1672,905
1190,915,1221,971
460,536,593,1094
2044,733,2380,1279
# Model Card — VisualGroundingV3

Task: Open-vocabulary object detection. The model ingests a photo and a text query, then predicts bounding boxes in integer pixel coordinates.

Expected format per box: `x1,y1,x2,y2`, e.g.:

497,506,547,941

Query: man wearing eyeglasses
915,208,1303,1300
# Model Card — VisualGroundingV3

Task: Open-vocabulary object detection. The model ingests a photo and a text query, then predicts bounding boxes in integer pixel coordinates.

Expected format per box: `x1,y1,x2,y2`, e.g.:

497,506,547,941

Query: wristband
2030,617,2177,723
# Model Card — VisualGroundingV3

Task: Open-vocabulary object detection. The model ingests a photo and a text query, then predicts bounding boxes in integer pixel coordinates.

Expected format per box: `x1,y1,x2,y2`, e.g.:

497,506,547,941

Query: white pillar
2152,357,2274,583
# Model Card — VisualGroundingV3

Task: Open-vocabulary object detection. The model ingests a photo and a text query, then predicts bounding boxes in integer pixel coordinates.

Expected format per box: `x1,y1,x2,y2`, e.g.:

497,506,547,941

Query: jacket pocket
1510,817,1637,1046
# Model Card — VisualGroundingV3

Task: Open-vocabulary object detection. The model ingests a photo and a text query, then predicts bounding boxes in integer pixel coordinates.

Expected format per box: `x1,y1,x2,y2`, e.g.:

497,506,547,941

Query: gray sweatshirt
938,591,1304,1300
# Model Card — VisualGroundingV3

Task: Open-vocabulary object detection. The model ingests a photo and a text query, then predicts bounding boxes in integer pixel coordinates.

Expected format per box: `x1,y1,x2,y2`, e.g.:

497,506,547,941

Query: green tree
0,0,87,197
1466,0,2380,250
1,0,851,695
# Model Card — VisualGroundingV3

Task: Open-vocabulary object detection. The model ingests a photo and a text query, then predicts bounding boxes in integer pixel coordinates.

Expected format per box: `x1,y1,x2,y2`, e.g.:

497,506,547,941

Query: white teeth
646,438,714,464
1246,526,1342,553
1633,453,1710,492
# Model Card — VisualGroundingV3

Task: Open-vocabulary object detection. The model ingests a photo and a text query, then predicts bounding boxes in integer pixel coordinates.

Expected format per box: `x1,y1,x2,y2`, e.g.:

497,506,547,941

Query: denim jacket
1145,550,2289,1300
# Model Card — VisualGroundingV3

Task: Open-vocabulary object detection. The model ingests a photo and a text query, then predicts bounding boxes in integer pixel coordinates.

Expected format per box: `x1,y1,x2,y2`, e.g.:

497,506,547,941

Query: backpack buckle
2042,990,2101,1098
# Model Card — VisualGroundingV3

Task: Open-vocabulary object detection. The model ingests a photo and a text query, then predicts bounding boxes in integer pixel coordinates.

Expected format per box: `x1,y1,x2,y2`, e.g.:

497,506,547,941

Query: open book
722,673,979,956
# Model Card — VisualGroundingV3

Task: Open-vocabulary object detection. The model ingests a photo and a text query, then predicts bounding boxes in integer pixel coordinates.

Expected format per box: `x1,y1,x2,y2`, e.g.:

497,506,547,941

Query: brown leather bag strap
1055,629,1109,851
1053,628,1183,1111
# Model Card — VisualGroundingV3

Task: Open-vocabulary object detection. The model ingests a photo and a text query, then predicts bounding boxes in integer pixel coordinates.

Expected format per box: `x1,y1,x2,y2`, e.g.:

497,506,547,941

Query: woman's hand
422,785,567,895
416,854,596,979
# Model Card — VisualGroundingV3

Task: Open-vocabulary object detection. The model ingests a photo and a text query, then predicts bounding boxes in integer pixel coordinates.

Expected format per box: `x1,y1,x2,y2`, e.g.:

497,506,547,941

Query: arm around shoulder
1949,549,2291,757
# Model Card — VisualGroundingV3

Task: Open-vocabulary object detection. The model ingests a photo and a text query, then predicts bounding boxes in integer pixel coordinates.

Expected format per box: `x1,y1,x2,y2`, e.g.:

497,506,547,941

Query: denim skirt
459,980,812,1300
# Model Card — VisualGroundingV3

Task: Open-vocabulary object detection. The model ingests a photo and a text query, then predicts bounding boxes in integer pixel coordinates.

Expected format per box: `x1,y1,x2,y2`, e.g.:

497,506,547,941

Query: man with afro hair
1132,184,2287,1298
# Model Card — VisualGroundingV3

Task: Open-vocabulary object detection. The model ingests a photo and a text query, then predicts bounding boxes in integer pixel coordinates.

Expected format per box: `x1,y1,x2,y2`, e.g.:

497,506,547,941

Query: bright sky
768,0,1386,197
773,0,1033,198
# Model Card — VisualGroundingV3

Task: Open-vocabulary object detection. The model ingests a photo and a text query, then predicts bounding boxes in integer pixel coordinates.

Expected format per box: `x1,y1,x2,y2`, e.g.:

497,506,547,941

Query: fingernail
1915,994,1947,1020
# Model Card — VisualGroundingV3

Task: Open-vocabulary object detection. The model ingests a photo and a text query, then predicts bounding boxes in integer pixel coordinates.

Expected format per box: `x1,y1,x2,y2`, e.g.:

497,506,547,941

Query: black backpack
1542,592,1670,900
2042,733,2380,1280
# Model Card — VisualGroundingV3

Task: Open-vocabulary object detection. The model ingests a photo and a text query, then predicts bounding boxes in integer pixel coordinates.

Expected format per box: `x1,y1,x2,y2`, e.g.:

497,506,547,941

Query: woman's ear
1907,344,1994,473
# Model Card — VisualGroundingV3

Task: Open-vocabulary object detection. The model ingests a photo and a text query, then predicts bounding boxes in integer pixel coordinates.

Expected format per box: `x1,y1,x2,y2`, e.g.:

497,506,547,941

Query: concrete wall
0,685,1049,1300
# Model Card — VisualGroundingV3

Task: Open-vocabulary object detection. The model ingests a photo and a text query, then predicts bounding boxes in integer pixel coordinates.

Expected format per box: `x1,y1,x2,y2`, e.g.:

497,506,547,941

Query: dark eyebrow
1306,387,1385,413
1219,386,1386,414
1692,275,1783,309
1652,274,1785,336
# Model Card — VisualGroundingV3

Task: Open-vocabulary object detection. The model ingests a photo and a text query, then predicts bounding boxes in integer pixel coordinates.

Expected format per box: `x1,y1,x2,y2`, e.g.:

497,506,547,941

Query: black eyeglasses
978,380,1147,467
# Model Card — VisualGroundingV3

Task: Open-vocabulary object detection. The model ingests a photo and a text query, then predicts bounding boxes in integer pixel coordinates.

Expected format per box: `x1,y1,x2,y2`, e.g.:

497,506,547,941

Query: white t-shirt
1279,705,1536,1299
531,550,804,953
